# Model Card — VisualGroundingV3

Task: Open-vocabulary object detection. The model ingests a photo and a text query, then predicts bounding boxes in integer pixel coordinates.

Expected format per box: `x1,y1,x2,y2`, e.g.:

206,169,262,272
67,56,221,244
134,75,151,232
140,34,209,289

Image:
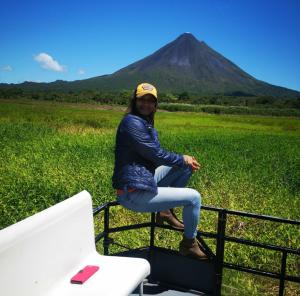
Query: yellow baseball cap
135,83,157,99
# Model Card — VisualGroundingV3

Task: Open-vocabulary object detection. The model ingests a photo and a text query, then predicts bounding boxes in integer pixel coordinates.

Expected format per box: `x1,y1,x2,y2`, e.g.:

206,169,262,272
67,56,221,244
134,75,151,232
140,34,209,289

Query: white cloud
26,80,42,83
34,53,66,72
78,69,85,75
2,65,13,71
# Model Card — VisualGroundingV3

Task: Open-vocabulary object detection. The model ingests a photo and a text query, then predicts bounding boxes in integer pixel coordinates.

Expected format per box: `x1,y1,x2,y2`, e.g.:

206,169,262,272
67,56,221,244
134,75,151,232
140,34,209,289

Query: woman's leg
154,165,194,224
117,187,201,238
154,164,193,188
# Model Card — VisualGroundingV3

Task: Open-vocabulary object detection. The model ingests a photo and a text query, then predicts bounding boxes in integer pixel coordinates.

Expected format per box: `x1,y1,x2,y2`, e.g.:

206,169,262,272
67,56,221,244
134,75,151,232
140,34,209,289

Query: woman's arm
123,117,185,167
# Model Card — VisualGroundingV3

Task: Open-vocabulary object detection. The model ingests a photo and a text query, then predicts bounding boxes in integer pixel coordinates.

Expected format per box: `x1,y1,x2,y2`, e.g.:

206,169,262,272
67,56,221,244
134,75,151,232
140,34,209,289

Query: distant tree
256,96,274,105
209,96,218,104
178,91,190,101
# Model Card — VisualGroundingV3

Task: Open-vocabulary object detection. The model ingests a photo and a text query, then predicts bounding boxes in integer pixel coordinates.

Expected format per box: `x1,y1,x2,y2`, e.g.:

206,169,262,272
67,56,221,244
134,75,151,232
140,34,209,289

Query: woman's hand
183,155,201,171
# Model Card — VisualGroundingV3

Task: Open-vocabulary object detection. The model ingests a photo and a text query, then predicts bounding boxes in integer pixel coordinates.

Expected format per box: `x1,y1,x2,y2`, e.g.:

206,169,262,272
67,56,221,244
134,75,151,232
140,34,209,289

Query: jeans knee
190,189,201,207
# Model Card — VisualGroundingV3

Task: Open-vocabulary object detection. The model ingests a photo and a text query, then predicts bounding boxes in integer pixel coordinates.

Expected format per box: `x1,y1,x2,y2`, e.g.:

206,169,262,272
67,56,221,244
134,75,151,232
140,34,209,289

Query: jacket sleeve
123,117,185,167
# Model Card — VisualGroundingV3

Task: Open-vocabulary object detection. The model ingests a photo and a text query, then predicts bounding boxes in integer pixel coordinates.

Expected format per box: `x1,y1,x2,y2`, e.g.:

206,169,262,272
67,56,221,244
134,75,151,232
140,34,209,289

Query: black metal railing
93,201,300,296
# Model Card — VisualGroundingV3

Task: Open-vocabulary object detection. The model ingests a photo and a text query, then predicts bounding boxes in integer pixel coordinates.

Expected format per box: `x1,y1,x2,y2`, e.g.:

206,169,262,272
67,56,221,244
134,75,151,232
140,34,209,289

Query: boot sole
179,250,209,261
156,221,184,230
155,216,184,230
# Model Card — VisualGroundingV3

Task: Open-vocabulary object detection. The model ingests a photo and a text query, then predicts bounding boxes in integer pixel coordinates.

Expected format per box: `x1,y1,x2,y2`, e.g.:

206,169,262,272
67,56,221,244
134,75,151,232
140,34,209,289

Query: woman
112,82,207,260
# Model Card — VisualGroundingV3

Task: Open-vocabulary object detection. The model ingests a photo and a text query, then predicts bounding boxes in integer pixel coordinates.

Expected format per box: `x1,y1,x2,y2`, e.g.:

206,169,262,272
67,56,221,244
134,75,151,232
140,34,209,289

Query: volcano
1,33,299,97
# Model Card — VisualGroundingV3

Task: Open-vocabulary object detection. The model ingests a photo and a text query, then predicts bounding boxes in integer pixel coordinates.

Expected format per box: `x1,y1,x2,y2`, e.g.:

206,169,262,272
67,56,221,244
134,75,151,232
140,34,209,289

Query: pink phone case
70,265,99,284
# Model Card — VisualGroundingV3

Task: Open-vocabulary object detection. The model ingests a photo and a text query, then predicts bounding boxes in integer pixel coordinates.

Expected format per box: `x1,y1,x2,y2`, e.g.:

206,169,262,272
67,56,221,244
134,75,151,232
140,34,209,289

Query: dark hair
124,88,157,126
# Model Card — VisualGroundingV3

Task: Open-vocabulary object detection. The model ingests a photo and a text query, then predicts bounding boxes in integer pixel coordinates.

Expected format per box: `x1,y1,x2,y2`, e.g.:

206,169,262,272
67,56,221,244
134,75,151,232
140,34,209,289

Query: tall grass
0,98,299,295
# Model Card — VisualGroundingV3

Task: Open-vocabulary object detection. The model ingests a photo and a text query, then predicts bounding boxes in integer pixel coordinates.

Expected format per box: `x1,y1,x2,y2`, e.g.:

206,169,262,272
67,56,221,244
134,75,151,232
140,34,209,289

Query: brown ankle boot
170,208,184,224
156,209,184,230
179,234,208,260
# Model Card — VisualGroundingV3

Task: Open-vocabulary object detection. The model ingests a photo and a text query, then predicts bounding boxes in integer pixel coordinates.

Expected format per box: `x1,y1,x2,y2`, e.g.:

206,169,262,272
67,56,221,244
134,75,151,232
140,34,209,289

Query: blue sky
1,0,299,91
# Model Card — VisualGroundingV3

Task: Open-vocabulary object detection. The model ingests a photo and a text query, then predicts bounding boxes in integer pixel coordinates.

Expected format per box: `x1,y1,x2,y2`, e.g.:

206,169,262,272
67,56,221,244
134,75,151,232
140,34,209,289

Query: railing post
103,205,110,255
279,251,287,296
147,212,156,283
150,212,155,248
214,209,227,296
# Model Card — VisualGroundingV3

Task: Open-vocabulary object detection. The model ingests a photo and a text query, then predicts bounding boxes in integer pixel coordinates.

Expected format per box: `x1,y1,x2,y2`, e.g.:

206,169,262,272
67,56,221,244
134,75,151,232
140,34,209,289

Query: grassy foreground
0,98,299,295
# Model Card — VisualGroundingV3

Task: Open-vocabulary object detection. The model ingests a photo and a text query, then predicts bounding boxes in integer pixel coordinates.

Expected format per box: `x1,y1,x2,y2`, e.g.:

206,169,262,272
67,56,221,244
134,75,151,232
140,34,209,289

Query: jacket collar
126,113,152,127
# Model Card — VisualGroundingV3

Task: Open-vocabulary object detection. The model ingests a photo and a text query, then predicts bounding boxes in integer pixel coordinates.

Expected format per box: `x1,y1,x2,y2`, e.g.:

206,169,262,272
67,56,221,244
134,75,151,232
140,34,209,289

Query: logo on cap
142,84,154,91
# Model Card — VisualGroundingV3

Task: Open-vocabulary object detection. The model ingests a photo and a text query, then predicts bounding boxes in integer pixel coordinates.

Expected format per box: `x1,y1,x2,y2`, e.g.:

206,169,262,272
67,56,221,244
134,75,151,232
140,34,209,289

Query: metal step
111,246,215,295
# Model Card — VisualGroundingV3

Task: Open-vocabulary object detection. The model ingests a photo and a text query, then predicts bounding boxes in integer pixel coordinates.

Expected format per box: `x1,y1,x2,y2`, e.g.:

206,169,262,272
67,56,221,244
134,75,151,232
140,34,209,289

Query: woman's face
136,94,157,116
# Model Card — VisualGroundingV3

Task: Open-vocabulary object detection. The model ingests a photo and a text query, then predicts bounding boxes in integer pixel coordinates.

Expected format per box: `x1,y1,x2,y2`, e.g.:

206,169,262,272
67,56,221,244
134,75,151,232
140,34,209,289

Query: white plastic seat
0,190,150,296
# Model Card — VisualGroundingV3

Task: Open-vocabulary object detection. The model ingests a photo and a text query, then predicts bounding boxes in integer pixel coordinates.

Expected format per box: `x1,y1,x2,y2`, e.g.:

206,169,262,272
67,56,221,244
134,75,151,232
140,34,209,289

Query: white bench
0,190,150,296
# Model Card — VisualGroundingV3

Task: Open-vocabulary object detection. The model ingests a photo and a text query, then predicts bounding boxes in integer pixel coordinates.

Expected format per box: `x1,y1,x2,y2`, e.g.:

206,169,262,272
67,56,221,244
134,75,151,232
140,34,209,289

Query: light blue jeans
116,164,202,238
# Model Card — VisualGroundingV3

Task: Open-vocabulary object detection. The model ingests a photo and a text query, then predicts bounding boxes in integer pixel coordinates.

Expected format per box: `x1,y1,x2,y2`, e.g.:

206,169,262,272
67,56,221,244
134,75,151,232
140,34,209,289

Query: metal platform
93,200,300,296
113,246,214,295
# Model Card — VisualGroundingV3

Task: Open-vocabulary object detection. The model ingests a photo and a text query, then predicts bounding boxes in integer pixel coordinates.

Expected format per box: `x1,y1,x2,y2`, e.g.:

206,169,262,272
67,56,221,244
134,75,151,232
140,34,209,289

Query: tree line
0,88,299,109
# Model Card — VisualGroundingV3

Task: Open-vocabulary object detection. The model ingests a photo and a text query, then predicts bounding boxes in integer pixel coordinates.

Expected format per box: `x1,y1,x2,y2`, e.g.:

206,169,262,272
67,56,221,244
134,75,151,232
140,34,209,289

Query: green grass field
0,98,299,295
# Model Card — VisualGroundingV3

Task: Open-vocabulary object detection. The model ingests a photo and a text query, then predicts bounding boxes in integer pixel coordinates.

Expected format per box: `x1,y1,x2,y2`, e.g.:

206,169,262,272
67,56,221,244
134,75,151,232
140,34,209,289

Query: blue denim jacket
112,113,185,194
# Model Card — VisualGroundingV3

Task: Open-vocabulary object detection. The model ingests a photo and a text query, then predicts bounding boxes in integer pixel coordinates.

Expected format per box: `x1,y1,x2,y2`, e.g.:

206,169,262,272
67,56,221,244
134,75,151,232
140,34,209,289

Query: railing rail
93,202,300,296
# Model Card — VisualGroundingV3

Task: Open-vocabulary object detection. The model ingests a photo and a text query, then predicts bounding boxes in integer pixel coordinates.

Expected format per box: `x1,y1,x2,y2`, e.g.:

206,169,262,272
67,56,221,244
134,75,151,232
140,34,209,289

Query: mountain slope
1,33,299,97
